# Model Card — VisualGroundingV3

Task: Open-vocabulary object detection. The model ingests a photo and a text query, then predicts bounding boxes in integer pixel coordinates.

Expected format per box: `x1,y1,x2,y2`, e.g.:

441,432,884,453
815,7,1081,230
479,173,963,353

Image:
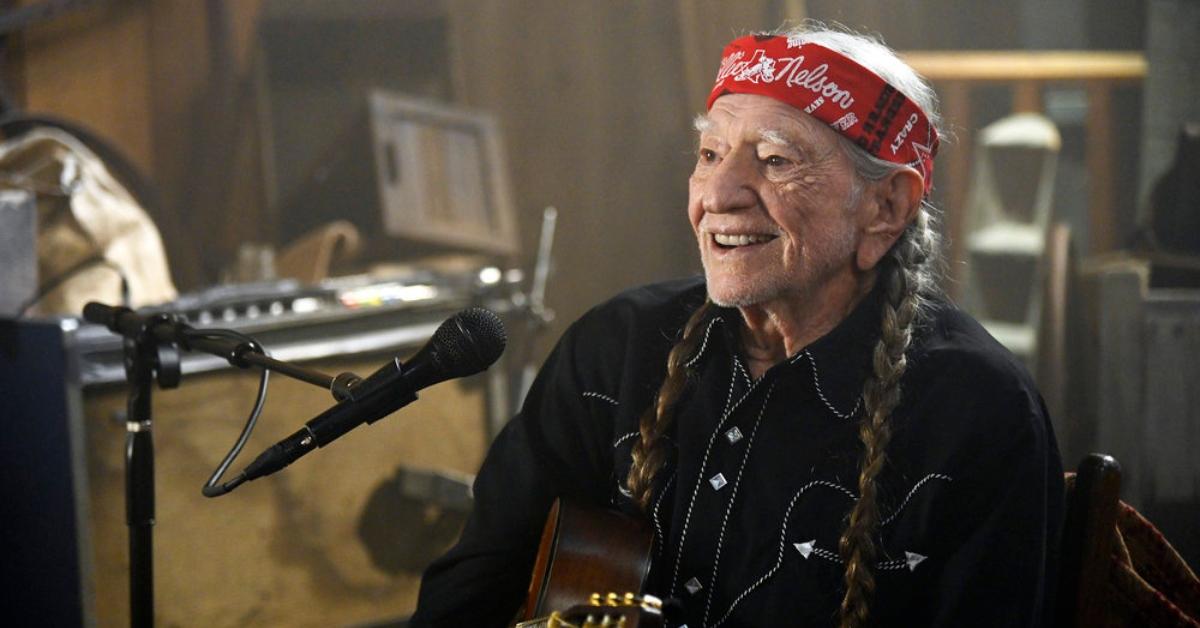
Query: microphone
240,307,506,484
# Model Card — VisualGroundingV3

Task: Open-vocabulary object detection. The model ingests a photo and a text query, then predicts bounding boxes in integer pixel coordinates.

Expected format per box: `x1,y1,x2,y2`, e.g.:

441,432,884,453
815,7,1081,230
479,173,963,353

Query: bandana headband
708,35,939,195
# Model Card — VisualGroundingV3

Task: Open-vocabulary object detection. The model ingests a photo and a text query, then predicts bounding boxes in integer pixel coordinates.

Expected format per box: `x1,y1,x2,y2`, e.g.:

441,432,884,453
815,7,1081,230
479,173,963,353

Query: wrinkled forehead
707,35,939,195
696,94,842,150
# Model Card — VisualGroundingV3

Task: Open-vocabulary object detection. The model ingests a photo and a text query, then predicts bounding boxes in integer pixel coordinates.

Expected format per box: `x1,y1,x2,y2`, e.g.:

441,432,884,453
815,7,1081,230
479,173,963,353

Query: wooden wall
15,1,157,174
447,0,755,342
10,1,796,624
444,0,803,348
12,0,801,358
15,0,268,289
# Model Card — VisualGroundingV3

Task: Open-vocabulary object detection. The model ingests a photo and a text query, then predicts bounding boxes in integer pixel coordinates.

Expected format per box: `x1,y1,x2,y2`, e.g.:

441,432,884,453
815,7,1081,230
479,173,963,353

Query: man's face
689,94,867,309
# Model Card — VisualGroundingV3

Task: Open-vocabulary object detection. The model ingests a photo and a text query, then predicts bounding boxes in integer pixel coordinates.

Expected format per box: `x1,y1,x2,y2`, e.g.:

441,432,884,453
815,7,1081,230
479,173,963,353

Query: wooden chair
1056,453,1122,628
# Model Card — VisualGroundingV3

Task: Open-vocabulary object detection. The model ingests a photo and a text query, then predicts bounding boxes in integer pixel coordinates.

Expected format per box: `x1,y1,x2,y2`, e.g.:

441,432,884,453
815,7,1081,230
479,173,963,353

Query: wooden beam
901,51,1146,83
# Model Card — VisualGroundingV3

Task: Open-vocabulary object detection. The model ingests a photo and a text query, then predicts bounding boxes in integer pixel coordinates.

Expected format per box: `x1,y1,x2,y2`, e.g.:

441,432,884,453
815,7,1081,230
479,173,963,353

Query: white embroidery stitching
582,391,619,406
733,354,751,388
612,431,639,447
809,479,859,501
712,480,856,626
880,473,953,526
795,543,909,571
669,363,766,597
684,316,723,369
702,381,777,627
794,350,862,420
711,473,945,625
721,359,738,418
653,474,676,559
614,432,675,449
811,546,843,563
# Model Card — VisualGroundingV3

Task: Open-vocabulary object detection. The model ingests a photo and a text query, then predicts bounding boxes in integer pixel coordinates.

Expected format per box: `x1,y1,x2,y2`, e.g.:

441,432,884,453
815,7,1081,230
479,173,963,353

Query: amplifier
4,270,522,626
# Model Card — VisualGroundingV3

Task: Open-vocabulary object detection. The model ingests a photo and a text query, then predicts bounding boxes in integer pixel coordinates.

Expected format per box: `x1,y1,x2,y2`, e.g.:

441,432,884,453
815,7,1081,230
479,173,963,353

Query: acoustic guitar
514,498,663,628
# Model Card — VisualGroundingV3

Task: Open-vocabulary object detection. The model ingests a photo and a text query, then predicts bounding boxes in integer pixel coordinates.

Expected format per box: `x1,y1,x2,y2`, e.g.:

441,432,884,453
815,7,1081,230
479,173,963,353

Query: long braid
837,208,938,628
626,301,716,510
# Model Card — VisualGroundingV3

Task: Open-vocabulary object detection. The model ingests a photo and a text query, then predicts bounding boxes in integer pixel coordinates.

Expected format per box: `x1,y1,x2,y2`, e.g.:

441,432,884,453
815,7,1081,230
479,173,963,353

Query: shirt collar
702,283,884,418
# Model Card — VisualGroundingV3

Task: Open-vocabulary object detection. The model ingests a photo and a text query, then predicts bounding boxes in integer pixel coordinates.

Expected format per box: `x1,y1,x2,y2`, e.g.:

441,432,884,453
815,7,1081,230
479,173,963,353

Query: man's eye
763,155,790,167
698,148,718,163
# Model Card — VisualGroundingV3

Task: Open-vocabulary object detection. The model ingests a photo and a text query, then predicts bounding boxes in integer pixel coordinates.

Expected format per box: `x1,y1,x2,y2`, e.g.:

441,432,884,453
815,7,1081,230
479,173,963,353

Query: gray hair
769,21,945,301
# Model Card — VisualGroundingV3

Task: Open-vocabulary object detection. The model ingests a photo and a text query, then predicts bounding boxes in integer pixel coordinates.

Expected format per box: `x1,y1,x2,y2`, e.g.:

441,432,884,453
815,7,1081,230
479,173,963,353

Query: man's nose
699,152,757,214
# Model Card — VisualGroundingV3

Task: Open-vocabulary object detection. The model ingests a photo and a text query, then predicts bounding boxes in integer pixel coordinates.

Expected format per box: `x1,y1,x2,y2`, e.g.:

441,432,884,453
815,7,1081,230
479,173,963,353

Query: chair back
1057,453,1122,627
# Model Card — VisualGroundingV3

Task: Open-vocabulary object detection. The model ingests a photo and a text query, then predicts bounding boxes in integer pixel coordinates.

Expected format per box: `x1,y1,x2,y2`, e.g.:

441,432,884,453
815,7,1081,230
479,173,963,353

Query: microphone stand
122,313,175,628
85,303,365,628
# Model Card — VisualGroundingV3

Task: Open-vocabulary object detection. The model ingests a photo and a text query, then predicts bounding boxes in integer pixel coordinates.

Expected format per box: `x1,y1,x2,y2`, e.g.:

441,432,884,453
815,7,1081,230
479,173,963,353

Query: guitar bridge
515,592,664,628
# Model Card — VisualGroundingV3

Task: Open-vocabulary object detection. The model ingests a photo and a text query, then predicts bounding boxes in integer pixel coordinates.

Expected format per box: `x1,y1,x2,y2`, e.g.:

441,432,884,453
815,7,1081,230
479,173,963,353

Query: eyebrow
693,115,802,152
758,128,795,148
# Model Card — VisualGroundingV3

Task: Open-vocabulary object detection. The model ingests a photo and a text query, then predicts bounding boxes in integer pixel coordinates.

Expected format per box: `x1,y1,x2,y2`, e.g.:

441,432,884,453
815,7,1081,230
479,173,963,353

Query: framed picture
368,91,518,256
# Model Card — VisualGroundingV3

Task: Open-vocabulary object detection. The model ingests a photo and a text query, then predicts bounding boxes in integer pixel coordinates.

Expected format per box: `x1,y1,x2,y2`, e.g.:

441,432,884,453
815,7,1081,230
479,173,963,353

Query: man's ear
856,167,923,271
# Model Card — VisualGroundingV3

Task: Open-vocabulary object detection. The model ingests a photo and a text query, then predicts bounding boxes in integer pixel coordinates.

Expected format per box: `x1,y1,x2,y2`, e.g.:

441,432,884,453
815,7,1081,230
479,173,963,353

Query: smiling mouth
711,232,778,249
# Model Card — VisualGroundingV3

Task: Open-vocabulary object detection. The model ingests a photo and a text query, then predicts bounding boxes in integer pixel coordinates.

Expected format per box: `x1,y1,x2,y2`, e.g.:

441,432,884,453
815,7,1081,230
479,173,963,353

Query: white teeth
713,233,773,246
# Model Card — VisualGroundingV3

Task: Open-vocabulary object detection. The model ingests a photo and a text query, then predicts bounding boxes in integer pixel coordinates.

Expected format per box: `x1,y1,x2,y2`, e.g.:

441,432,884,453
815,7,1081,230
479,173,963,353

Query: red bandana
708,35,939,195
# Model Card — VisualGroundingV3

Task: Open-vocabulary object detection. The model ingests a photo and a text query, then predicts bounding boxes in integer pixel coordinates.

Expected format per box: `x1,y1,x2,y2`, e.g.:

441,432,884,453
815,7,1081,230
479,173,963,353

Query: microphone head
427,307,507,379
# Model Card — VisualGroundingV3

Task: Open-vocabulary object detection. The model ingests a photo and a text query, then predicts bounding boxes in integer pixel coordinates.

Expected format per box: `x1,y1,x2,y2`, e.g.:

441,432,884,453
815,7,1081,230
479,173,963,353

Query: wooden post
1013,80,1042,113
1086,81,1117,253
940,80,972,296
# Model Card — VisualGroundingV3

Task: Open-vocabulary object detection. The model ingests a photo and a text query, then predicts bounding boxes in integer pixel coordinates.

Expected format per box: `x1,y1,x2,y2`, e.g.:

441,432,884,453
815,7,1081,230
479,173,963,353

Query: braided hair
836,207,940,628
789,24,945,626
625,300,717,510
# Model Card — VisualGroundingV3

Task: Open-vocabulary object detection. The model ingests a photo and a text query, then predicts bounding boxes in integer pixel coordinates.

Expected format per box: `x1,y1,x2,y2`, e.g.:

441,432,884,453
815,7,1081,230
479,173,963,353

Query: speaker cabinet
6,293,511,626
82,353,487,626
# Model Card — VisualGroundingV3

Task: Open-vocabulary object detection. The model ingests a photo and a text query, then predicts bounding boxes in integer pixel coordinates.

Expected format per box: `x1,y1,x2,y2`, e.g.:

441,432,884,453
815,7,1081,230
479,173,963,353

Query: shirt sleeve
917,384,1065,628
410,316,618,627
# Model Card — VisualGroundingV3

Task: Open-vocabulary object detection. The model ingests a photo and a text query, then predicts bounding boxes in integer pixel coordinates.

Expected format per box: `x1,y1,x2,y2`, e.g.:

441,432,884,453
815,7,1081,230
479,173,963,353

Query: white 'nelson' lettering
716,49,856,111
777,56,855,110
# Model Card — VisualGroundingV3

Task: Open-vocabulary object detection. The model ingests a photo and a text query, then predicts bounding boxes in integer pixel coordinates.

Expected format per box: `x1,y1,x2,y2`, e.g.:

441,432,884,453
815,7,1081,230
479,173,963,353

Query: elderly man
413,24,1062,628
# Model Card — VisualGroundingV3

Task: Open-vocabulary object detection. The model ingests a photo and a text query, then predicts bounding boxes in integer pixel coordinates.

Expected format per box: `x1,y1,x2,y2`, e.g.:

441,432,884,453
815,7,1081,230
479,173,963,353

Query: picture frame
368,91,518,256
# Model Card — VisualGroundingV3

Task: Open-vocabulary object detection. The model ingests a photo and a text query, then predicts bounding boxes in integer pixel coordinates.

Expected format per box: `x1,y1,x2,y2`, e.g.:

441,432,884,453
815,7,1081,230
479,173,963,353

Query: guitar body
521,498,657,623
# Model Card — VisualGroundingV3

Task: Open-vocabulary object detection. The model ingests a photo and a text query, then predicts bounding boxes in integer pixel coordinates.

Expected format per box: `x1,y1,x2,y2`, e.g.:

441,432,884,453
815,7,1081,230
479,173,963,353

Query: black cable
18,254,130,317
188,327,271,498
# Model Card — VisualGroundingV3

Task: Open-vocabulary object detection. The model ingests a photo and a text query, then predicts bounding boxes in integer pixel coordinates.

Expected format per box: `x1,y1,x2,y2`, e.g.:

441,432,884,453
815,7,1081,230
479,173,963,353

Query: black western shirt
412,277,1064,627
